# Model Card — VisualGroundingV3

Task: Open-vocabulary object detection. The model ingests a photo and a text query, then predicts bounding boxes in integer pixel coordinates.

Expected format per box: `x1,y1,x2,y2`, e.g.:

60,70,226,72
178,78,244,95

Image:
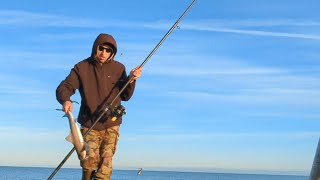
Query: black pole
48,0,197,179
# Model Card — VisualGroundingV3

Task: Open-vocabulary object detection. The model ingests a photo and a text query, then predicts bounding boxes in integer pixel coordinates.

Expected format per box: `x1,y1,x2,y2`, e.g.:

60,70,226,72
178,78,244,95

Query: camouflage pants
80,125,120,180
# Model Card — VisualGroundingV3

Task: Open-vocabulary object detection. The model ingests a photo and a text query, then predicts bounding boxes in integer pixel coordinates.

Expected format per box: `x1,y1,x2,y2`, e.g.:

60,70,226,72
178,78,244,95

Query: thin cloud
1,10,319,41
0,10,138,28
184,19,320,27
0,10,98,27
168,88,320,106
188,26,320,40
0,51,77,70
145,54,289,76
146,19,320,40
0,74,56,109
0,74,49,94
0,126,65,141
122,131,320,142
149,65,285,76
178,19,320,40
138,56,320,108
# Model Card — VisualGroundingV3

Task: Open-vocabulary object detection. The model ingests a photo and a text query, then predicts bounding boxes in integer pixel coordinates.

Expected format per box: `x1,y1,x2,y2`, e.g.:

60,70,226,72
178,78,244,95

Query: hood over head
91,33,117,60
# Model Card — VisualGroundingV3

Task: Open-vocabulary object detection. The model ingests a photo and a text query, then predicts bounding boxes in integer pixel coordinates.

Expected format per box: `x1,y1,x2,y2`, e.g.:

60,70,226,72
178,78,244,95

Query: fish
64,111,89,160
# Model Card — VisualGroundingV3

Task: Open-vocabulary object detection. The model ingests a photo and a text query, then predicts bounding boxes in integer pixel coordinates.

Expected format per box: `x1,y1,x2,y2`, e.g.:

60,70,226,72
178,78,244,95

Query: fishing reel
111,105,126,121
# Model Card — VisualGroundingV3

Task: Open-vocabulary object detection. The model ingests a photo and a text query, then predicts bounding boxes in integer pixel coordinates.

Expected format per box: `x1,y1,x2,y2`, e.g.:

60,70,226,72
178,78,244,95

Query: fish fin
84,142,90,159
65,132,73,143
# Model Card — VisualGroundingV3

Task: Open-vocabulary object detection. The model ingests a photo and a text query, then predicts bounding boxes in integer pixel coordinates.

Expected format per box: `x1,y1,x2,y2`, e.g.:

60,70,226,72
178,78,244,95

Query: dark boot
82,170,95,180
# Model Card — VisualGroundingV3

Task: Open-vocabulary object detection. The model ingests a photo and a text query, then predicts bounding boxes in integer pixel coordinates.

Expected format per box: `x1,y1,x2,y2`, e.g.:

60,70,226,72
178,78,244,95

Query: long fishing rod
48,0,197,179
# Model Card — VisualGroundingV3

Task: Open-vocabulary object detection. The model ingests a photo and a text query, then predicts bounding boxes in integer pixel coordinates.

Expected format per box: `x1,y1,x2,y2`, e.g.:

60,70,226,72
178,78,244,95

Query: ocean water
0,166,308,180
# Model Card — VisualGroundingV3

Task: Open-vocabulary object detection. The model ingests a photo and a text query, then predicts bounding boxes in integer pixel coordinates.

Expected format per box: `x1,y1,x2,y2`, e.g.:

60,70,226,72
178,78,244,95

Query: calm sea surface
0,166,308,180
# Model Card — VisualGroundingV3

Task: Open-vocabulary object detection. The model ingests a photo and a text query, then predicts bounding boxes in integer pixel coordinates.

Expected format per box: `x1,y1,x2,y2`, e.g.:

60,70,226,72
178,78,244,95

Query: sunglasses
98,45,113,53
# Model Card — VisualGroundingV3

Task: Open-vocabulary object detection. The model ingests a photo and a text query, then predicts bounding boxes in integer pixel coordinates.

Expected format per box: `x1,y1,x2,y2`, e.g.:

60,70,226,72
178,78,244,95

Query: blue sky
0,0,319,176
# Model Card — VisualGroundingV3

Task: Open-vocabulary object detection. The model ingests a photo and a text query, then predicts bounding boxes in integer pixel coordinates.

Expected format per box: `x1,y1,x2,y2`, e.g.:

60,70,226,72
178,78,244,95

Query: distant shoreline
0,165,308,177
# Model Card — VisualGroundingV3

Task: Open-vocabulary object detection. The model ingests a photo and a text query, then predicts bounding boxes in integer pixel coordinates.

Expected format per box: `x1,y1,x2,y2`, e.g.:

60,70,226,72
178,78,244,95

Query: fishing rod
48,0,197,179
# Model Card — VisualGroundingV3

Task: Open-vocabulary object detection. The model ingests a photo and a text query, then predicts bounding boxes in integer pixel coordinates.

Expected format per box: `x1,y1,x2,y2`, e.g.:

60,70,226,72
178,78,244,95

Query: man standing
56,33,142,180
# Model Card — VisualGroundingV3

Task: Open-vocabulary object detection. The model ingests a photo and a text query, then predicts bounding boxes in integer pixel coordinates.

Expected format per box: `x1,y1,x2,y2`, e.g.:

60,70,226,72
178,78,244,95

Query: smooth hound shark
65,111,89,160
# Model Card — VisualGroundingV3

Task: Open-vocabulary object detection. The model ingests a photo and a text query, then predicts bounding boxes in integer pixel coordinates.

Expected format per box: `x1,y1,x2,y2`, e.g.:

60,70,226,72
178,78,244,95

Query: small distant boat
137,168,142,176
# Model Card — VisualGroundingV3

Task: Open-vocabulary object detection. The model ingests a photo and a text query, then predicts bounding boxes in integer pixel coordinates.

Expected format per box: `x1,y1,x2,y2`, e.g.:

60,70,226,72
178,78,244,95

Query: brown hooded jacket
56,33,136,130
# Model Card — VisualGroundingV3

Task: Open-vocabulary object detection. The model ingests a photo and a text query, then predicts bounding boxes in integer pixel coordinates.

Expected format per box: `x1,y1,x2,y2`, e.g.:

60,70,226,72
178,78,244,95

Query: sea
0,166,308,180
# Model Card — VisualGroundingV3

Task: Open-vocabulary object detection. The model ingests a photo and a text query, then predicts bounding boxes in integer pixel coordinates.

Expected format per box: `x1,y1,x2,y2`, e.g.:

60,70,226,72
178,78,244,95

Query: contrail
184,25,320,40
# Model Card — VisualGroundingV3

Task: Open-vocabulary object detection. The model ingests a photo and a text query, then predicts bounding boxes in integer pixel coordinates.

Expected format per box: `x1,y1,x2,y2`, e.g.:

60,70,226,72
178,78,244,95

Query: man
56,33,142,180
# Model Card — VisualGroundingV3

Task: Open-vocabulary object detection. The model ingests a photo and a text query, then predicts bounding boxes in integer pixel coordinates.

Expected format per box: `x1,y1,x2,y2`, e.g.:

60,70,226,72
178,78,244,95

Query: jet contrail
184,25,320,40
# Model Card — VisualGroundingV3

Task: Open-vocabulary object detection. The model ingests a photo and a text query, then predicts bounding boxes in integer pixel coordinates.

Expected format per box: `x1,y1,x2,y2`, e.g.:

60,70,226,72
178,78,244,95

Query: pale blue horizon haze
0,0,319,176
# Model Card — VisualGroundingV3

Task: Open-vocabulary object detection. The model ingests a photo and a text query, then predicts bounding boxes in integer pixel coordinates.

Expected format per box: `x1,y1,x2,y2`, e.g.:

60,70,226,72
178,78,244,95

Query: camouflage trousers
80,125,120,180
